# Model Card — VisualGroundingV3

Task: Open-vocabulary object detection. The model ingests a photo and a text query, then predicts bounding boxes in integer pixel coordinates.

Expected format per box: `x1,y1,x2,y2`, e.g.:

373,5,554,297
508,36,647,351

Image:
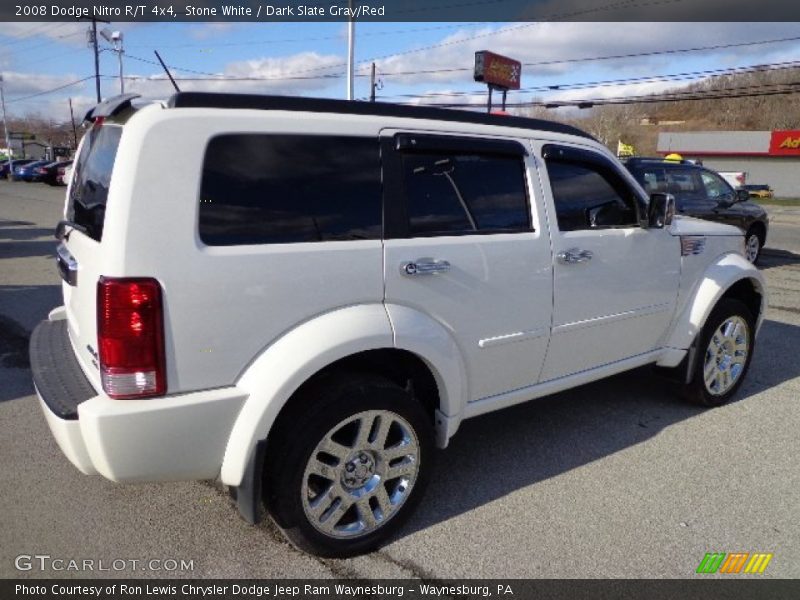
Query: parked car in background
624,157,769,263
40,160,74,186
1,158,35,180
718,171,747,189
58,162,74,186
743,184,774,199
13,159,52,182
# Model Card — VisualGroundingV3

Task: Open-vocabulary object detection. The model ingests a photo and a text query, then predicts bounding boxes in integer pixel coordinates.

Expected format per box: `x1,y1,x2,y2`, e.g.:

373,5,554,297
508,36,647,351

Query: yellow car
743,184,774,199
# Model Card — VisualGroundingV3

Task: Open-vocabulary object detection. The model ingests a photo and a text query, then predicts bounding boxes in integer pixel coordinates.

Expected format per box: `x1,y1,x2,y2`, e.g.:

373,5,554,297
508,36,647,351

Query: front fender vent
680,236,706,256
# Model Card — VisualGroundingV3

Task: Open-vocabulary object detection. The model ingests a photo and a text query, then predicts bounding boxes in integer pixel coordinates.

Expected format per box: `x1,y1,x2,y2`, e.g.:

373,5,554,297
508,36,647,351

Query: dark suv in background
624,158,769,263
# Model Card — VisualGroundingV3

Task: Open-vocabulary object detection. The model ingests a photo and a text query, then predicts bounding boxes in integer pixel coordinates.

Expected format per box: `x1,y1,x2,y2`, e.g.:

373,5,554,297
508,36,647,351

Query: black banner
4,579,800,600
4,0,800,22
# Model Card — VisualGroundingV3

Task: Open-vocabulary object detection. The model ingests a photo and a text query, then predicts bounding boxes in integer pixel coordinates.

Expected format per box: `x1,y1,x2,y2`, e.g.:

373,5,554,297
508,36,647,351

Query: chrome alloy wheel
301,410,420,539
703,316,750,396
745,234,760,263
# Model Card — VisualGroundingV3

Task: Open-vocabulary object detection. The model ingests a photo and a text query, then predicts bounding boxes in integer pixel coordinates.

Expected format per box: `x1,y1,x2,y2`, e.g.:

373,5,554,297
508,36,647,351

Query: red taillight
97,277,166,399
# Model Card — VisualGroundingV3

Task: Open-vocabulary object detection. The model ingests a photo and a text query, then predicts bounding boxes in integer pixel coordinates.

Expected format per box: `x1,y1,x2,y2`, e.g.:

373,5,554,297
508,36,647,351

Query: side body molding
656,252,767,368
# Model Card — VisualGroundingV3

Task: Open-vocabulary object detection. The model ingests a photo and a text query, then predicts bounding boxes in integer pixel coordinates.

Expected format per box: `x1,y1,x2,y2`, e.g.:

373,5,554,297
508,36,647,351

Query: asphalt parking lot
1,180,799,579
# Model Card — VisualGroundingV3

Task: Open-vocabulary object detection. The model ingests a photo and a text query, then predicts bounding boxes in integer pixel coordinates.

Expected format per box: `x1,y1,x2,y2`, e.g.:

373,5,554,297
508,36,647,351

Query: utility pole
81,16,109,103
91,19,101,102
369,62,376,102
68,98,78,150
346,0,355,100
0,74,11,174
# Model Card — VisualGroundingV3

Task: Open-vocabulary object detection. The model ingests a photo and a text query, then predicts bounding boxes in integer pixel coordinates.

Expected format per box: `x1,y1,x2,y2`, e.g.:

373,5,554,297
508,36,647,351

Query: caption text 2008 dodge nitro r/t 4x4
30,93,766,557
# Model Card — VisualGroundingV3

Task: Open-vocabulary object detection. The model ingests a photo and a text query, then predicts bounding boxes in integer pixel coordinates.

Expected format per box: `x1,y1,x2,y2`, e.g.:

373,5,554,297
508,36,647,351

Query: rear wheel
682,299,755,407
264,373,433,557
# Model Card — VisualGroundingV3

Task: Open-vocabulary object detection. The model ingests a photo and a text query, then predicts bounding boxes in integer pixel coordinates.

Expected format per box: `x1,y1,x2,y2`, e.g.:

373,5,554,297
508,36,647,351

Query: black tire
744,227,763,264
683,298,755,407
263,372,434,557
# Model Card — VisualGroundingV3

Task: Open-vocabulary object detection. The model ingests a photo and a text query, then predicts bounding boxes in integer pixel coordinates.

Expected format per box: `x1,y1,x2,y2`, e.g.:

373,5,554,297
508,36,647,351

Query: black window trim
542,143,649,231
383,133,535,239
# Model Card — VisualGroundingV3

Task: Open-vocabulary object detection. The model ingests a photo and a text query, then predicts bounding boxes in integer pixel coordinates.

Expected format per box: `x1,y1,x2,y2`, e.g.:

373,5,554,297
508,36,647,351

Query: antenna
154,50,181,93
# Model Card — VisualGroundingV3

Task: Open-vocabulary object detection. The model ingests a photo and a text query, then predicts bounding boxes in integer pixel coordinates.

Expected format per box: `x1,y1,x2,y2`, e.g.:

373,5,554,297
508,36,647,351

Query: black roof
166,92,595,141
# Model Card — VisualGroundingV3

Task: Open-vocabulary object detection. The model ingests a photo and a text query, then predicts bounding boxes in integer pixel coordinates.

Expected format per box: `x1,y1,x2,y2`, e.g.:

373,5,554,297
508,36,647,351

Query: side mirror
736,189,750,203
648,192,675,228
716,192,735,208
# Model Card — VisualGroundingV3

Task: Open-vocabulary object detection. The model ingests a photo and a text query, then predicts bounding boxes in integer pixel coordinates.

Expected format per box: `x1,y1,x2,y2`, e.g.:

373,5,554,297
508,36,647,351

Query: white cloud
368,22,800,89
122,51,346,99
1,71,82,97
0,22,89,48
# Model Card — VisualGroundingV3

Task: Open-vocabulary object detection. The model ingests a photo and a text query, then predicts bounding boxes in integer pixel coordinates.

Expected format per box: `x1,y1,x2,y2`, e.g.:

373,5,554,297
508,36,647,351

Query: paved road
1,181,798,579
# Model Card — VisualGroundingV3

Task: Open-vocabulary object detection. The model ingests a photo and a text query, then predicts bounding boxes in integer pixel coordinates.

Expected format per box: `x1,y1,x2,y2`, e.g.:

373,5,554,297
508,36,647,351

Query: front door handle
402,259,451,276
557,248,593,264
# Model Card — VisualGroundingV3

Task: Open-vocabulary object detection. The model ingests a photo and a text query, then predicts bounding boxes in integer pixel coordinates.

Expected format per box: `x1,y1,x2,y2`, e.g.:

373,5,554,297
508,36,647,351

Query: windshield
67,124,123,242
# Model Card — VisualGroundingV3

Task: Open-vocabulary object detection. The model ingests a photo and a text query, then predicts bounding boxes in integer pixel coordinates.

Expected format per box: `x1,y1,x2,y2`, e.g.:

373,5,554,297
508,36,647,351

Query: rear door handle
402,260,451,276
557,248,593,265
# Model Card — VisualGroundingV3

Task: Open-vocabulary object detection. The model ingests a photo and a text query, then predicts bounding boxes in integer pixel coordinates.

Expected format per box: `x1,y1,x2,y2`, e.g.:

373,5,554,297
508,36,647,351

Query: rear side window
67,125,123,242
199,135,382,246
401,153,530,236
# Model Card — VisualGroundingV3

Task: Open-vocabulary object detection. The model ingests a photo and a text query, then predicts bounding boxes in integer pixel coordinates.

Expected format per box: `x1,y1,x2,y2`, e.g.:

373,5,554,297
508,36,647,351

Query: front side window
700,170,732,199
401,152,530,236
545,159,638,232
199,135,382,246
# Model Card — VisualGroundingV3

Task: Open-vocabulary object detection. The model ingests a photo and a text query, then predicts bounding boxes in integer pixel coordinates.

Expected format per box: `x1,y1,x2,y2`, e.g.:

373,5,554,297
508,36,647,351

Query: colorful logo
696,552,773,574
769,130,800,155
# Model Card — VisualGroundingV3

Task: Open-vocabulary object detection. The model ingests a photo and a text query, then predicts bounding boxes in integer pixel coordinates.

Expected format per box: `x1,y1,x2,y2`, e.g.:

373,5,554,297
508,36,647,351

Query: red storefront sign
769,130,800,155
474,51,522,90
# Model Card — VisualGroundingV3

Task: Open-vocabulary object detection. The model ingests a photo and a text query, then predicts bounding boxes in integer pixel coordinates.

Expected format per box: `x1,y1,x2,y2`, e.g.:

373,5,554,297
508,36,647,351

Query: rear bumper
30,316,248,482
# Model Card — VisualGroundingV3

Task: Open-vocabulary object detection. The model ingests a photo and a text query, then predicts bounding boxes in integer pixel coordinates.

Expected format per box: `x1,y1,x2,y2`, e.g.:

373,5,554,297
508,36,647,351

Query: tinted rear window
198,135,382,246
67,125,123,242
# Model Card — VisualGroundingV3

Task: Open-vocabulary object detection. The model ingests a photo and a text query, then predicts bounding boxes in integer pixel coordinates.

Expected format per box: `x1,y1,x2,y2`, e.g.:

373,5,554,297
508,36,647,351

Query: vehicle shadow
0,284,61,403
760,248,800,270
398,317,800,540
0,218,57,260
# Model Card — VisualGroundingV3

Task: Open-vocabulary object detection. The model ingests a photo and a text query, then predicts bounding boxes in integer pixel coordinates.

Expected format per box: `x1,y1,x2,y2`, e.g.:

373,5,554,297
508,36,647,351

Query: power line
125,23,486,50
381,60,800,100
416,80,800,109
128,34,800,87
5,76,95,104
374,35,800,78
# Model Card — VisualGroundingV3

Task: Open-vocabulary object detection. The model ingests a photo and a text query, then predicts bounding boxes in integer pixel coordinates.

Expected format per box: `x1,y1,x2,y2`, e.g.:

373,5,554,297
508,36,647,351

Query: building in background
657,130,800,198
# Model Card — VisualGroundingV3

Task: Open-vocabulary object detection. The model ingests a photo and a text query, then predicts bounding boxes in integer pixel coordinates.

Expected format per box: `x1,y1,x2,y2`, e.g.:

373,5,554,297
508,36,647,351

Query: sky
1,21,799,123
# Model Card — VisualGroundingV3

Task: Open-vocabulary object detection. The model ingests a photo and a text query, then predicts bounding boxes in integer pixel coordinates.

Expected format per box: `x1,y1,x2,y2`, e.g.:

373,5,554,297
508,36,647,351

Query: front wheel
744,229,762,264
683,298,755,407
264,373,433,557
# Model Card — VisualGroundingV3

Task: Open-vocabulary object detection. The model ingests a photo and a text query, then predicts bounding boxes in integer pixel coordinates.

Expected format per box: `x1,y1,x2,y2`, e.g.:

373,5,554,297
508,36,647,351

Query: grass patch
752,197,800,206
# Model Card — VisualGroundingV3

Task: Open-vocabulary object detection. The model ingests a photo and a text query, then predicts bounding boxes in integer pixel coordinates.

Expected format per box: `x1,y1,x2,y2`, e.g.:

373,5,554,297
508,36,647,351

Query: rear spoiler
83,94,141,124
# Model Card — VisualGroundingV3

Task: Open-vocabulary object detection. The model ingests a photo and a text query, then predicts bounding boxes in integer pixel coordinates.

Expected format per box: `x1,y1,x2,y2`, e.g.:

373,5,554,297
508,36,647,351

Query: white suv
30,92,766,557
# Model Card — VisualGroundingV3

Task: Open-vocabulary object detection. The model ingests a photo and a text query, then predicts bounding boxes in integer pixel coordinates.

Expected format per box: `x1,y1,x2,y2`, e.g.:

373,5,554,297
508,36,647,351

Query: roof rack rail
166,92,595,140
624,156,700,165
